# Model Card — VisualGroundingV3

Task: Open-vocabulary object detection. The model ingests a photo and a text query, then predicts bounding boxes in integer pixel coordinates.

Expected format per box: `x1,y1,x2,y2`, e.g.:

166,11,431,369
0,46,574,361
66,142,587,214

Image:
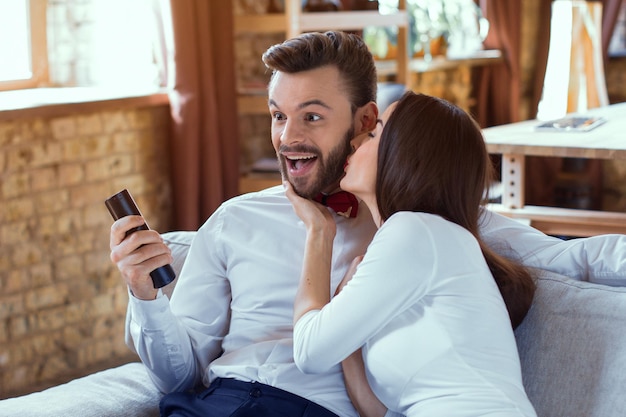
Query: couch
2,230,626,417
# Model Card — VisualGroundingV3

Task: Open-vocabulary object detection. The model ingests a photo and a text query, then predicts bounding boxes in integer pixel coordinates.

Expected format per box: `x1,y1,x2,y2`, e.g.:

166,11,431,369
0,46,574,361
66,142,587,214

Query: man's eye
272,112,285,121
305,114,321,122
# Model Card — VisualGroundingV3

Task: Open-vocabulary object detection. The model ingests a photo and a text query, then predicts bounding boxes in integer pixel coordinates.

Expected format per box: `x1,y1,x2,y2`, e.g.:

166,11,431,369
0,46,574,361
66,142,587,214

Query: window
0,0,169,93
0,0,48,90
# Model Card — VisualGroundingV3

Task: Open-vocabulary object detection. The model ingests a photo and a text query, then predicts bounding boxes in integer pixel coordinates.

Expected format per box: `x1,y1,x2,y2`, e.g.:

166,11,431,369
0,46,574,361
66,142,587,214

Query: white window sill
0,86,170,121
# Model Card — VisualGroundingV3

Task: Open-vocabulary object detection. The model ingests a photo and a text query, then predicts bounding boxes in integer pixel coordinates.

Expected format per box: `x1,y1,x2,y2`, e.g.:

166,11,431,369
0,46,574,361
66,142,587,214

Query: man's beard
278,126,354,199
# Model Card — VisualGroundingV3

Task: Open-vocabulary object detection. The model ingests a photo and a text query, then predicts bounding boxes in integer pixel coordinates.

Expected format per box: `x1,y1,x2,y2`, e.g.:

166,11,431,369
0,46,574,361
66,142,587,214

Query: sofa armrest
0,363,161,417
515,270,626,417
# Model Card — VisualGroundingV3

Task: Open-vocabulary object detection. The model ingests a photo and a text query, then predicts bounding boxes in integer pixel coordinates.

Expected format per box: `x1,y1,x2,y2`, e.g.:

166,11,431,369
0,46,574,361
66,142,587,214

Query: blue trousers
160,378,340,417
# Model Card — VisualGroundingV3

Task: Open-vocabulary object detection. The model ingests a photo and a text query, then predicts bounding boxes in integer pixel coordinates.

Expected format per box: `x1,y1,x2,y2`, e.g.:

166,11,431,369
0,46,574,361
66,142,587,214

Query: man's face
268,66,355,199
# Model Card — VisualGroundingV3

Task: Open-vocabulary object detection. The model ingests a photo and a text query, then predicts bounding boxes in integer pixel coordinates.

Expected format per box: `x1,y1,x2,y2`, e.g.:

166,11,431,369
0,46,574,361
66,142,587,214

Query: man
110,31,626,417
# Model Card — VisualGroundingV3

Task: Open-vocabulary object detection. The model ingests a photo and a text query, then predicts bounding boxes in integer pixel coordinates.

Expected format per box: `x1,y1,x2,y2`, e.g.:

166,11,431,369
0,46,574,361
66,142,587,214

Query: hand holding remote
105,189,176,289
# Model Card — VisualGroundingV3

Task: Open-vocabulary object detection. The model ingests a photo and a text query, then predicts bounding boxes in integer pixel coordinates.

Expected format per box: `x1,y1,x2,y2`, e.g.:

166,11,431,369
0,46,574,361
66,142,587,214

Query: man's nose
280,121,303,145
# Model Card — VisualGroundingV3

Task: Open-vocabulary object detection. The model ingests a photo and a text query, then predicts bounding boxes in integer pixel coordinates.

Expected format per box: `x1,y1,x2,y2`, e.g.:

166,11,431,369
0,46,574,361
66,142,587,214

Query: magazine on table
535,115,606,132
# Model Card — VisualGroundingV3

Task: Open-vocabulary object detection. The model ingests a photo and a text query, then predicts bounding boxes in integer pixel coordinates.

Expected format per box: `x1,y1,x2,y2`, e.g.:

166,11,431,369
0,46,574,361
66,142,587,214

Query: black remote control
105,189,176,288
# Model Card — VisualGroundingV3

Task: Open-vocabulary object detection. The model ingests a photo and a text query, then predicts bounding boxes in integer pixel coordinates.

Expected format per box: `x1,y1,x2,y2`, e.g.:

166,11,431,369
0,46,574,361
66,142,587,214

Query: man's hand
109,215,172,300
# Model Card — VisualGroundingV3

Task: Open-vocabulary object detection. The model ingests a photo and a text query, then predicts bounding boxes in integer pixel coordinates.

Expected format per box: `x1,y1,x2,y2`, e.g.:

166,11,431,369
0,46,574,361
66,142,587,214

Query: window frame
0,0,48,91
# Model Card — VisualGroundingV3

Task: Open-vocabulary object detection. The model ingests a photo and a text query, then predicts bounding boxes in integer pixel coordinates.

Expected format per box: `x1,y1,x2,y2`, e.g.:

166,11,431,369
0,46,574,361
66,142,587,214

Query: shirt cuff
127,287,171,330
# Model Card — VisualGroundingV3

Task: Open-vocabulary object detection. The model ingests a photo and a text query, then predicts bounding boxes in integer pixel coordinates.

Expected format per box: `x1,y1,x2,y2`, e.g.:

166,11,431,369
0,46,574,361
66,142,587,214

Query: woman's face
340,102,396,202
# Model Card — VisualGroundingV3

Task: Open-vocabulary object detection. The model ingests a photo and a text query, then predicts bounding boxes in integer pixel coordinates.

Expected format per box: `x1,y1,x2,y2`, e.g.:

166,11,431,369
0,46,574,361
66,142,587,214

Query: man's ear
355,102,379,134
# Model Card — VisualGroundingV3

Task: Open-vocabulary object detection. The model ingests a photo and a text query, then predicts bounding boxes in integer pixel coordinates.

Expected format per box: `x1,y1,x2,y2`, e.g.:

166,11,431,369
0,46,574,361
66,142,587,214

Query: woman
285,92,537,417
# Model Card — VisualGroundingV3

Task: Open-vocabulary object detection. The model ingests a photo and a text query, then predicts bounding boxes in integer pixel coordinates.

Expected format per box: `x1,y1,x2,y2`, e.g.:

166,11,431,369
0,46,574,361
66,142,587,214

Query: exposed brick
50,116,77,140
83,203,111,229
68,181,110,209
58,163,85,186
126,109,152,130
34,189,70,215
7,142,64,171
82,134,115,159
0,294,25,320
25,284,69,311
1,197,35,222
8,315,31,338
35,304,75,331
30,263,54,287
2,171,31,199
0,103,173,396
39,356,70,383
112,131,142,153
76,114,103,136
111,174,147,195
0,122,17,146
54,255,84,282
1,221,32,249
31,166,60,192
101,111,130,134
62,137,85,162
11,242,45,268
2,269,30,294
0,320,8,344
84,154,134,182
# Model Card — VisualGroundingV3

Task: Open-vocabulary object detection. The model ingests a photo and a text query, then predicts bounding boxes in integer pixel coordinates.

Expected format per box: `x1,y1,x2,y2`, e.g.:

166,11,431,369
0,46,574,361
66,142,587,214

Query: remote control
105,189,176,288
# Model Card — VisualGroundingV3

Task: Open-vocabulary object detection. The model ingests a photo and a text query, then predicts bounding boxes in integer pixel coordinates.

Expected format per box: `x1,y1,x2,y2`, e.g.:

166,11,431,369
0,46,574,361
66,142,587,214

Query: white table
482,102,626,237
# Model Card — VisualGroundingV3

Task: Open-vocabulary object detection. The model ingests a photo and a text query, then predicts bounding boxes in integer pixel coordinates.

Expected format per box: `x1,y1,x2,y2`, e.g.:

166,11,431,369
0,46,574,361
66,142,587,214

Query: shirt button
250,388,262,398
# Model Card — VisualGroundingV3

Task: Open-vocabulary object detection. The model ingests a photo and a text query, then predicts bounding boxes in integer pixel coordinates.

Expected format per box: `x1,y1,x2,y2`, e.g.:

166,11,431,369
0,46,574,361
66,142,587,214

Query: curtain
532,0,622,115
166,0,240,230
474,0,522,127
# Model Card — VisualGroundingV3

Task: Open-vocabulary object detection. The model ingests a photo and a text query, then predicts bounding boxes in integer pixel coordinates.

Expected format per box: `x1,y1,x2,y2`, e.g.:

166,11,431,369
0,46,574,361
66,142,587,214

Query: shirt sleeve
125,209,231,393
293,213,437,374
479,208,626,285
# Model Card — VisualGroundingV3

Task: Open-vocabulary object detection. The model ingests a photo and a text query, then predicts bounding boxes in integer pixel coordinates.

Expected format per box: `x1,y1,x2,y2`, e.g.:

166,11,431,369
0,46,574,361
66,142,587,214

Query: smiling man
266,36,377,200
110,31,626,417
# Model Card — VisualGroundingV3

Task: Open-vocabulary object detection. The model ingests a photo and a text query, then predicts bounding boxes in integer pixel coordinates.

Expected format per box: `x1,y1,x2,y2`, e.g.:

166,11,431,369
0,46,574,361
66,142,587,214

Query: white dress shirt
126,185,626,416
294,212,537,417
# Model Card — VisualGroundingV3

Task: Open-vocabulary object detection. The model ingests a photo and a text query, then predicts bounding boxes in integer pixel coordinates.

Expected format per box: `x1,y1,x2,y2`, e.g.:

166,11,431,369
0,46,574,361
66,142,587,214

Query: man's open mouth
283,154,318,176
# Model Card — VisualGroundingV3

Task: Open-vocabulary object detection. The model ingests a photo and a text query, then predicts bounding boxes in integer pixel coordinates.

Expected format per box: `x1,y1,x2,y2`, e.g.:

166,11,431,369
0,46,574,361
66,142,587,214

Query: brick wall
0,101,174,398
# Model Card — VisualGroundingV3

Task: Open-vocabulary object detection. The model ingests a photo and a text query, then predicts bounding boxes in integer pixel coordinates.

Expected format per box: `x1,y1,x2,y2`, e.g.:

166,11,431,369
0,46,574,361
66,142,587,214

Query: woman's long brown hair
377,92,535,328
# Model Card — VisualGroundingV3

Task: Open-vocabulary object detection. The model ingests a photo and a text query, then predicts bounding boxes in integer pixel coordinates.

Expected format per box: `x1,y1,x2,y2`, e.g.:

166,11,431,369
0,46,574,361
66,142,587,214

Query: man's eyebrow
268,98,332,110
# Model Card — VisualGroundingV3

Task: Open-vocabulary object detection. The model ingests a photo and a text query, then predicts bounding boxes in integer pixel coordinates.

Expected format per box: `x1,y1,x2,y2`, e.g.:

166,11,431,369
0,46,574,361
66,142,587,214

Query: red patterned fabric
314,192,359,218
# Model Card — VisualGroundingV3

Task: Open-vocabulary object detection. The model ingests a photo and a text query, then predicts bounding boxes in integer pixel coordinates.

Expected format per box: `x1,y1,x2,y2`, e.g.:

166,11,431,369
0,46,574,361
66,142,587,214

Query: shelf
237,95,269,115
236,50,502,116
376,49,503,77
239,173,281,194
234,10,408,35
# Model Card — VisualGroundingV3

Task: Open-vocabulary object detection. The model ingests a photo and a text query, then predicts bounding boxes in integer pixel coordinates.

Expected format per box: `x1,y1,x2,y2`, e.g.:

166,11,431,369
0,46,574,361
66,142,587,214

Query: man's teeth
287,155,315,170
287,155,315,160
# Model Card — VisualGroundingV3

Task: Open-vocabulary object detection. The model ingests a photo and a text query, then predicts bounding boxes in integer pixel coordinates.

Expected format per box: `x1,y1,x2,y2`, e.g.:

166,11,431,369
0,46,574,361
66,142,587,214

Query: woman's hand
284,181,336,239
285,181,338,322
